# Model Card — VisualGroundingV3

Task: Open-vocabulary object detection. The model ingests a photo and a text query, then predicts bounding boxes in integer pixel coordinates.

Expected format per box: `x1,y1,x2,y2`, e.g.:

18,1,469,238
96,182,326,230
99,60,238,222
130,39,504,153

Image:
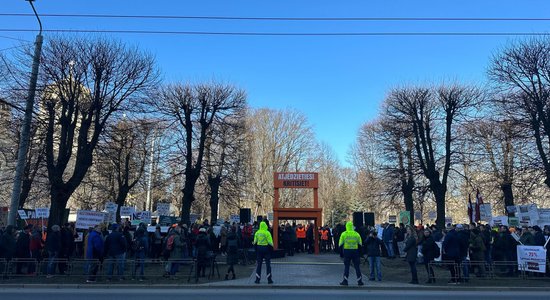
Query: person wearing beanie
253,221,274,284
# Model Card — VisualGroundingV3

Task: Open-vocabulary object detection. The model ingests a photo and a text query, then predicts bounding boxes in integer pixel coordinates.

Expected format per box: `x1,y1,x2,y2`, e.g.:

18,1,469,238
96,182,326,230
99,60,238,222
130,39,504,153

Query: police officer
253,221,274,284
339,221,364,286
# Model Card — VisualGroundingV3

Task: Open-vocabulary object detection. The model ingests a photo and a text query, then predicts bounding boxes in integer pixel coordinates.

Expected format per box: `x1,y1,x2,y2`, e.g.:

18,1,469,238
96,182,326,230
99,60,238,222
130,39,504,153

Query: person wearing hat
338,221,364,286
86,225,104,283
194,227,211,282
253,221,274,284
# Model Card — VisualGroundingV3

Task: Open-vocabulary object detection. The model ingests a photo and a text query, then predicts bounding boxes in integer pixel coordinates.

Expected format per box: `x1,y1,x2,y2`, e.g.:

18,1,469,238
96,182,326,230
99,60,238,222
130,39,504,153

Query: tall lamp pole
8,0,43,226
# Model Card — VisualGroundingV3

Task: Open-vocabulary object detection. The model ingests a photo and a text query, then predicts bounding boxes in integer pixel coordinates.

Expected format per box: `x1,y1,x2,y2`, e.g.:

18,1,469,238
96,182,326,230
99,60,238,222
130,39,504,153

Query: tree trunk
180,173,199,224
403,182,415,226
18,178,33,209
501,182,514,212
48,185,71,228
432,183,446,229
115,185,130,222
208,176,221,225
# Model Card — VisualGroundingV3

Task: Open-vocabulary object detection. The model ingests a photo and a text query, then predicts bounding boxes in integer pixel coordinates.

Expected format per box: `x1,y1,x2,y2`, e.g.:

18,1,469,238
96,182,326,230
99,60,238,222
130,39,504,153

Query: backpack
165,235,176,251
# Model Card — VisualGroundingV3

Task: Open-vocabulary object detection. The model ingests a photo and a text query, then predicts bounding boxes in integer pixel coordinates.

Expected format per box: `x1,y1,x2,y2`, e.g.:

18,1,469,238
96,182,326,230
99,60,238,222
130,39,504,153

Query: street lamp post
8,0,43,226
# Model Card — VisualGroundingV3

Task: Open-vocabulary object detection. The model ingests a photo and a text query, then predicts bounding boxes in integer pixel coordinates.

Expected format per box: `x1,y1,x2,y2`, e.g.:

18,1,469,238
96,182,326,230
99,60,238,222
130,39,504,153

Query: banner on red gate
517,245,547,273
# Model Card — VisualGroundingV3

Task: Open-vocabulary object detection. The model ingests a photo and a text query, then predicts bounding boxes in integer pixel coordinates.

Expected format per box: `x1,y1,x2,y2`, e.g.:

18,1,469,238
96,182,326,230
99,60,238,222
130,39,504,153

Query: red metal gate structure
273,172,322,255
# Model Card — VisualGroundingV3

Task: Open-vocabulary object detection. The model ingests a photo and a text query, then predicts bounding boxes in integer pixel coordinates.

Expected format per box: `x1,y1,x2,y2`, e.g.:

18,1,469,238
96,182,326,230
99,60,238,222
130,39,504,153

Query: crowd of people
0,218,549,285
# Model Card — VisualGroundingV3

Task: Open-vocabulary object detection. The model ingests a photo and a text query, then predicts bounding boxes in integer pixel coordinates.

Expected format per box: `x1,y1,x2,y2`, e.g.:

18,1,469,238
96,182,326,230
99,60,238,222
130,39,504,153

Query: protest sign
508,217,519,227
105,202,118,213
267,212,273,221
490,216,508,227
35,208,50,218
388,215,397,224
434,242,443,262
18,210,28,220
120,206,135,216
399,211,411,226
428,211,436,220
156,203,171,216
229,214,240,224
76,210,105,229
216,218,225,225
414,211,422,222
479,204,492,222
104,211,116,224
517,245,547,273
537,208,550,227
159,216,177,226
506,206,517,214
147,226,168,233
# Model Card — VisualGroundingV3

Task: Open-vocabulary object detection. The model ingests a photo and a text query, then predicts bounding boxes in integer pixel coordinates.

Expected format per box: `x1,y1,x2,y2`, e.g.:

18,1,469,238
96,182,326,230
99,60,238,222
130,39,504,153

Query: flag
467,194,473,224
475,189,484,223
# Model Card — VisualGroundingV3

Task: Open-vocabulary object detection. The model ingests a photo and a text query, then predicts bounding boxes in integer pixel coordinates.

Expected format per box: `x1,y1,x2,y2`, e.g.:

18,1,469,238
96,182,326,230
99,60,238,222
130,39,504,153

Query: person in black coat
365,230,383,281
442,224,461,283
225,226,239,280
59,223,75,275
403,225,419,284
456,224,470,282
195,228,212,282
46,225,62,277
15,225,32,274
421,229,439,283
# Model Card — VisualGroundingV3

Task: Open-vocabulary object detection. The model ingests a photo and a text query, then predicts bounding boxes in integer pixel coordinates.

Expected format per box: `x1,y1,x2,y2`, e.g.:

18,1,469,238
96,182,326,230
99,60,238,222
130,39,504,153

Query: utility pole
8,0,43,226
145,126,156,212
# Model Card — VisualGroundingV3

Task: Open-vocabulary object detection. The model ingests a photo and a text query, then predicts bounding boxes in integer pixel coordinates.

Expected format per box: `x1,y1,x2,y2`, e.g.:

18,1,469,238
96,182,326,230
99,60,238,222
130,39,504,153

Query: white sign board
35,208,50,218
434,241,443,262
517,245,547,273
135,211,152,225
428,211,436,220
490,216,508,227
76,210,105,229
190,214,199,224
105,202,118,213
156,203,171,216
18,210,28,220
479,203,492,222
104,211,116,224
267,212,273,221
537,208,550,226
229,215,240,224
120,206,136,216
518,204,539,226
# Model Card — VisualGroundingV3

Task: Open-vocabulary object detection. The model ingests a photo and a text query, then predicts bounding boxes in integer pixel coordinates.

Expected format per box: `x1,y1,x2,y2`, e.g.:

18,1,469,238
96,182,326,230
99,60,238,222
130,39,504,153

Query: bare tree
39,36,158,226
385,85,480,228
488,37,550,189
156,82,246,224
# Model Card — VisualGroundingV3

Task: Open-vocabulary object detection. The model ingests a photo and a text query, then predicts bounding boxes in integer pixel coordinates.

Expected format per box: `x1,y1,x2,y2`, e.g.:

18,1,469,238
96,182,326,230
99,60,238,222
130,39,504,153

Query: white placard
139,211,152,225
517,245,547,273
479,203,492,222
156,203,171,216
267,212,273,221
104,211,116,224
229,214,240,224
120,206,136,216
105,202,118,213
35,208,50,218
18,210,28,220
212,225,221,237
190,214,199,224
434,242,443,262
76,210,105,229
490,216,508,227
428,211,436,220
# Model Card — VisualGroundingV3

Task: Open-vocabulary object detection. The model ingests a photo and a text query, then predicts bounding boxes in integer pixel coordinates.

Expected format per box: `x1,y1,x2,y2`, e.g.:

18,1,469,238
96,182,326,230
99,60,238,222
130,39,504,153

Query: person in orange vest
321,226,330,253
296,224,306,253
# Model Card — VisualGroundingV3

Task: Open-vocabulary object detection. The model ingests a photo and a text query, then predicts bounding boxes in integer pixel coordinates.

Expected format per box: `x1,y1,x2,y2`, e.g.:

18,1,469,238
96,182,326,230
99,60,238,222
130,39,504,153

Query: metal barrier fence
428,260,550,281
0,257,223,282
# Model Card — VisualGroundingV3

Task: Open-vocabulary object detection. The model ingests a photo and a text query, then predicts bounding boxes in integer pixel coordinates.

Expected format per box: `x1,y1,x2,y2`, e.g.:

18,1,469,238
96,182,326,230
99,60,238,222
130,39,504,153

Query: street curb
1,283,550,291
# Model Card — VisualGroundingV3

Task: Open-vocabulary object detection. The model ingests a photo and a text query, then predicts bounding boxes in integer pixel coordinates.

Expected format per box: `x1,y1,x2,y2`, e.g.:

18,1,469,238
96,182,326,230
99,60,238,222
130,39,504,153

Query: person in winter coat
86,225,104,283
442,224,461,283
492,225,515,276
29,227,43,274
253,221,274,284
45,225,62,278
220,225,228,256
469,228,486,277
195,227,212,282
421,229,439,283
403,225,418,284
104,224,127,280
15,225,32,274
152,225,163,259
133,227,149,281
281,224,293,256
0,225,16,261
365,230,383,281
456,224,470,282
225,226,239,280
382,223,395,259
338,221,364,286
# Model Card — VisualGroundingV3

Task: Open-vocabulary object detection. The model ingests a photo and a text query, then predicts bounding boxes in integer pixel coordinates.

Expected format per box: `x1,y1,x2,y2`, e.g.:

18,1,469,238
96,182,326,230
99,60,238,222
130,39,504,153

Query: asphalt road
1,288,549,300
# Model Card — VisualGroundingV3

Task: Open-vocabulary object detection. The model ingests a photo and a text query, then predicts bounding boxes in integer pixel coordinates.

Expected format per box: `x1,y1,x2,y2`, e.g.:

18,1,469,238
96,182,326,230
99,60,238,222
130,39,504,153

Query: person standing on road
253,221,274,284
338,221,364,286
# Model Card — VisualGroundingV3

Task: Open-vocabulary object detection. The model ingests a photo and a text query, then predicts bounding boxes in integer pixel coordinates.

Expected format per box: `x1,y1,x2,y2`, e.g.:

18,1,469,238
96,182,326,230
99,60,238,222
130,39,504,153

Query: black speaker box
364,212,375,227
353,211,364,228
239,208,251,224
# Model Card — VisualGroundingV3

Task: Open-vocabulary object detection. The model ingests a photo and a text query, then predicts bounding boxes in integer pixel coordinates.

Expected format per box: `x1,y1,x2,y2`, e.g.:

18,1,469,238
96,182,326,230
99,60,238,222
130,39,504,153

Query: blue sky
1,1,550,166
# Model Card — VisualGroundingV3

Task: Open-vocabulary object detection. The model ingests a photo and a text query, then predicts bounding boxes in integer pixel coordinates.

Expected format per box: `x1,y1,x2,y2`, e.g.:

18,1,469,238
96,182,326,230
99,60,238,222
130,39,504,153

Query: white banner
428,211,436,220
105,202,118,213
120,206,136,216
156,203,171,216
76,210,105,229
35,208,50,218
434,242,443,262
104,211,116,224
18,210,28,220
479,203,492,222
517,245,547,273
229,214,240,224
190,214,199,224
490,216,508,227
